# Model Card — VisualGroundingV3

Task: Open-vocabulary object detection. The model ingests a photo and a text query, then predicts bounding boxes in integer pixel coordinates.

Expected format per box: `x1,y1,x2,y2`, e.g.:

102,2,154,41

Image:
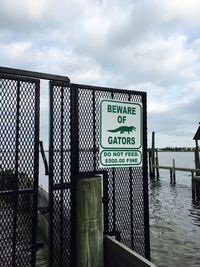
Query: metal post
142,92,150,260
76,176,103,267
70,83,79,267
12,80,20,266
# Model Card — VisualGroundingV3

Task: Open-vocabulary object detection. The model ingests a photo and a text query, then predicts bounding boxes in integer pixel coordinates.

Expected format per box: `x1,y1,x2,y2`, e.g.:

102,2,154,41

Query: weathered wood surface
104,236,157,267
36,231,48,267
76,176,103,267
192,176,200,203
155,150,160,179
193,176,200,181
150,132,156,179
0,199,33,266
171,159,176,184
37,187,49,243
194,140,200,176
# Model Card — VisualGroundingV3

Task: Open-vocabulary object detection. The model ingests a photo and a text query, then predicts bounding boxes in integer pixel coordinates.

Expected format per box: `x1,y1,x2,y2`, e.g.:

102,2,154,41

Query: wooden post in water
148,150,153,179
192,123,200,201
150,131,156,180
195,140,200,176
170,169,173,184
172,159,176,185
155,149,160,180
193,123,200,176
191,172,195,202
192,178,195,201
196,180,200,202
76,176,103,267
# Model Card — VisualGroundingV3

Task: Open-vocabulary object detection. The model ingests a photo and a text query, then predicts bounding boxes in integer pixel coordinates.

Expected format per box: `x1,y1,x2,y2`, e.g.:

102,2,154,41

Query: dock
149,130,200,203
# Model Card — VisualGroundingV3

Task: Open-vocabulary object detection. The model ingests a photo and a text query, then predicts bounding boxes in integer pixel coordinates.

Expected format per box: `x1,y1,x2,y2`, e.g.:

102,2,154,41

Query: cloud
0,0,200,147
148,95,200,146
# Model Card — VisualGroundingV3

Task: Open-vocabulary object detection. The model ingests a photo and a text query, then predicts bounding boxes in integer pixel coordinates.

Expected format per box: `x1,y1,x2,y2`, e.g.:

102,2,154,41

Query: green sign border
100,149,142,167
100,99,143,150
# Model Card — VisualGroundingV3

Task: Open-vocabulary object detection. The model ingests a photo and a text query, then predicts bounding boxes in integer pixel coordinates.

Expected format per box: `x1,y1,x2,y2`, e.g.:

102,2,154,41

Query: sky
0,0,200,148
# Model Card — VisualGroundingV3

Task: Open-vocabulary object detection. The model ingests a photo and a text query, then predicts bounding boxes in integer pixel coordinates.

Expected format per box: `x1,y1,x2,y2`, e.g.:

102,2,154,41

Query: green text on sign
99,99,143,168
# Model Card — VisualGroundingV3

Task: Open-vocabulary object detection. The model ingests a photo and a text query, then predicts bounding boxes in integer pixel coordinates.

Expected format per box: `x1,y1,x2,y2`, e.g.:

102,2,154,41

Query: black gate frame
0,67,149,267
0,72,40,266
49,81,149,266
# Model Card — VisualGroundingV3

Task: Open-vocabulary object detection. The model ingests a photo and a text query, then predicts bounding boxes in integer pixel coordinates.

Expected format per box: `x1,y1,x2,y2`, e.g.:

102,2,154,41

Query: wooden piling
155,149,160,180
172,159,176,185
192,176,200,203
169,159,176,185
170,169,172,184
76,176,103,267
150,132,155,180
196,181,200,201
192,177,195,201
148,150,152,179
195,140,200,176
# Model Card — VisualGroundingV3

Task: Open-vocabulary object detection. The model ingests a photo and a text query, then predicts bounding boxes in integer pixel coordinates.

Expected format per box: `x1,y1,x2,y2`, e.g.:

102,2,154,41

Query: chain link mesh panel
0,68,149,266
0,74,40,266
49,82,72,266
49,82,149,266
76,84,149,258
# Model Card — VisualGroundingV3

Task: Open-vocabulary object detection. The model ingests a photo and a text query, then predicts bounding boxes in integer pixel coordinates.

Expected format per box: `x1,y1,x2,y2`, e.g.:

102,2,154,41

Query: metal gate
0,67,149,267
49,81,74,266
0,73,40,266
49,82,149,266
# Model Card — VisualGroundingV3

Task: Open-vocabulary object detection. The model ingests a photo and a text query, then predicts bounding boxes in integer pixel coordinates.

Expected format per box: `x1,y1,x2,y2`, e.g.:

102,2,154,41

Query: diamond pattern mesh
76,85,148,258
50,82,148,266
0,74,39,266
49,82,71,266
0,70,148,267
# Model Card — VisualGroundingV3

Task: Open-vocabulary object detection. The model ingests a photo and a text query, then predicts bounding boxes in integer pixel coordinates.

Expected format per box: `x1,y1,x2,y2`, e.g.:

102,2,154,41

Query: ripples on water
39,152,200,266
150,152,200,267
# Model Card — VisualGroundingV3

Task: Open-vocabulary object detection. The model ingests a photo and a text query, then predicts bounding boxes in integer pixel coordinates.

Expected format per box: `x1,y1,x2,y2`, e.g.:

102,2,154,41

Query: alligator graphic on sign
108,126,136,134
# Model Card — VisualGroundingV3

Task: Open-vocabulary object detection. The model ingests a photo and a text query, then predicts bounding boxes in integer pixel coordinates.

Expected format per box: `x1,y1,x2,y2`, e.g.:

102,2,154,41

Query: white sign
100,99,142,167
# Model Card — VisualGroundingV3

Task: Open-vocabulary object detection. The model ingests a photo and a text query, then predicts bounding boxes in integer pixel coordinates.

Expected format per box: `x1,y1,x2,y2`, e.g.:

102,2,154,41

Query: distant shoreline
148,148,199,152
157,150,196,152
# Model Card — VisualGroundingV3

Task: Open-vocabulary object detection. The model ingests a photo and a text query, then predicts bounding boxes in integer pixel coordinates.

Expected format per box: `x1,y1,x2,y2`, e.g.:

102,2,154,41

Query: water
150,152,200,267
38,151,200,266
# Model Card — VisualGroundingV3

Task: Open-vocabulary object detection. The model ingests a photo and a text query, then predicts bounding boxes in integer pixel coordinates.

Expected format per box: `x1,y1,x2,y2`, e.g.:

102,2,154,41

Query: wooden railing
153,165,200,173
